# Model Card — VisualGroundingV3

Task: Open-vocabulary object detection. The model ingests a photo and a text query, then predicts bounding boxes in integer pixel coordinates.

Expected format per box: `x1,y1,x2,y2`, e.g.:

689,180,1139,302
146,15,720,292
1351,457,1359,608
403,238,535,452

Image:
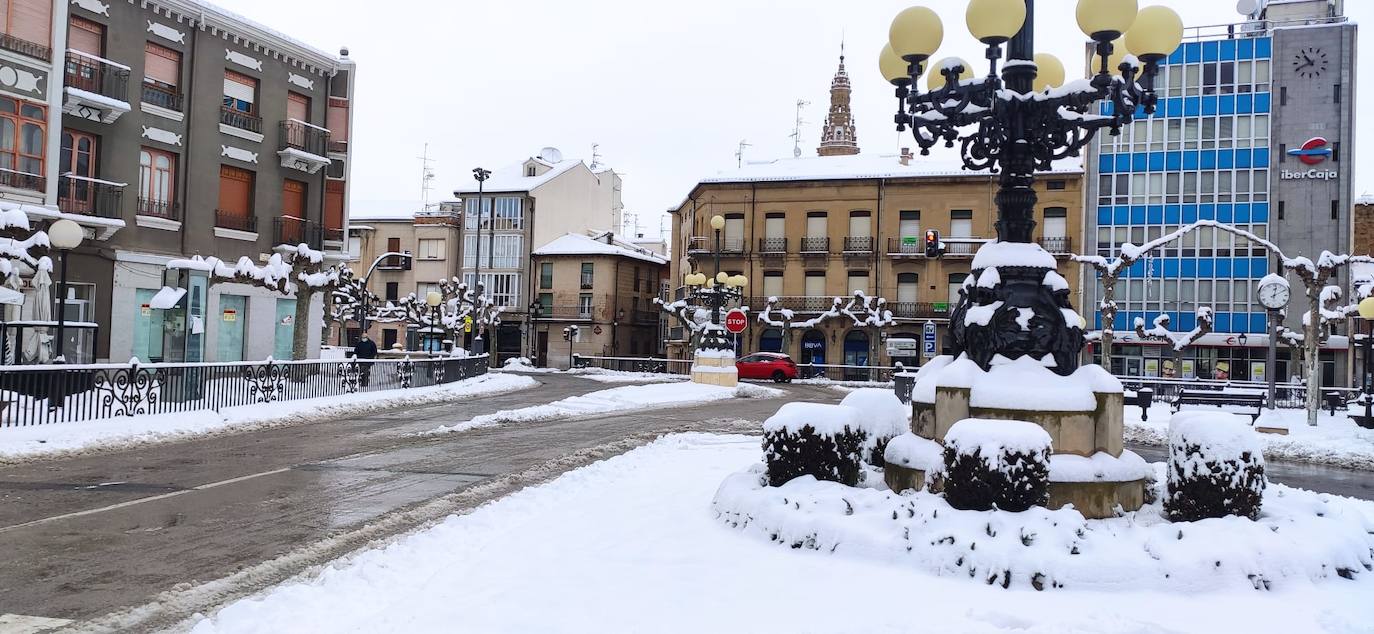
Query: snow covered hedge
1165,412,1266,521
838,388,909,467
943,419,1052,512
762,403,866,487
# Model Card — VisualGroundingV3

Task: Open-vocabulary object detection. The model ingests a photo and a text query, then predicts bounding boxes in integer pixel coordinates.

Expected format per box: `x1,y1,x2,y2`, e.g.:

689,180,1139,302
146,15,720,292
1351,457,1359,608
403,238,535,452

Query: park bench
1172,388,1265,423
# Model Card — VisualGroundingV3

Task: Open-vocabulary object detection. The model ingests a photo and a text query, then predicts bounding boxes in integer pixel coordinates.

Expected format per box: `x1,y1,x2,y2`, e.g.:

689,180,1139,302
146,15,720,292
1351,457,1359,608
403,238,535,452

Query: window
763,271,783,298
287,92,310,123
804,271,825,297
138,147,175,213
464,196,524,230
1334,83,1341,104
1279,86,1287,106
764,212,785,239
418,238,445,260
1332,200,1339,220
325,180,344,235
806,211,826,237
326,96,348,145
847,271,869,295
948,273,968,306
897,273,919,304
950,210,973,237
578,294,593,317
1046,180,1067,190
67,16,102,55
0,97,44,186
59,130,96,212
540,262,553,289
384,282,398,303
525,165,536,177
537,292,553,313
633,266,641,292
848,210,872,237
382,328,397,350
1278,201,1285,220
217,165,253,222
143,42,181,109
223,70,257,114
724,213,744,250
2,0,53,50
282,179,306,219
417,282,441,301
580,262,594,289
1042,207,1067,239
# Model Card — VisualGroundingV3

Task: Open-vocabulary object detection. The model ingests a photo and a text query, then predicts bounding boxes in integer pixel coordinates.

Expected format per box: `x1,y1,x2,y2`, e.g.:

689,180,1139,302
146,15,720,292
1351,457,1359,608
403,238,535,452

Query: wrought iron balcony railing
800,236,829,254
279,119,329,156
758,237,787,254
214,209,257,233
58,175,123,218
137,197,181,220
64,51,129,102
0,167,45,193
220,106,262,133
1038,236,1073,254
843,236,875,253
140,82,182,111
274,216,323,249
0,33,50,61
886,302,949,319
887,236,925,256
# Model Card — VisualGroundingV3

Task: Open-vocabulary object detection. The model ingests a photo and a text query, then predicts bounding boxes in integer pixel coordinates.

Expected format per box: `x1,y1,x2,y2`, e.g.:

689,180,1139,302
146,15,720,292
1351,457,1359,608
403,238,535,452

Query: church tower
817,46,860,157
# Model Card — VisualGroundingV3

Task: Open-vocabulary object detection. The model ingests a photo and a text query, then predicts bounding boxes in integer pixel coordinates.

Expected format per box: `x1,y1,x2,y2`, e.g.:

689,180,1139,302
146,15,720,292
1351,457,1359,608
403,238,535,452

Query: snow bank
762,402,861,437
568,368,687,384
1169,411,1264,480
0,374,539,463
837,388,909,440
946,418,1053,461
1049,450,1151,483
883,432,944,472
970,241,1058,270
968,357,1098,412
427,382,782,435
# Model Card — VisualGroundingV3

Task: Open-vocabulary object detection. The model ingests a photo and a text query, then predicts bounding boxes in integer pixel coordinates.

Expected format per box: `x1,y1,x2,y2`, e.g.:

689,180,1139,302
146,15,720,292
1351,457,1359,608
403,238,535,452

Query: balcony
140,81,182,112
753,296,840,313
214,210,257,233
62,51,131,123
58,175,123,219
220,106,263,134
136,197,181,221
274,217,323,249
580,274,594,289
0,168,45,193
322,226,345,243
1038,236,1073,255
277,120,331,174
943,238,990,257
887,302,949,320
758,237,787,255
0,33,50,62
800,236,829,256
887,236,925,258
376,251,412,270
721,237,745,254
535,305,595,320
843,236,875,254
686,236,745,255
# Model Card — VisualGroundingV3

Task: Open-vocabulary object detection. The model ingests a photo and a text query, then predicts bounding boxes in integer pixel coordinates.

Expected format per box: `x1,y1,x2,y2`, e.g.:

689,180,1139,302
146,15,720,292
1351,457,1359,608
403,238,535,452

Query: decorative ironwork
396,357,415,389
338,360,361,394
90,362,162,417
243,360,288,403
430,361,446,385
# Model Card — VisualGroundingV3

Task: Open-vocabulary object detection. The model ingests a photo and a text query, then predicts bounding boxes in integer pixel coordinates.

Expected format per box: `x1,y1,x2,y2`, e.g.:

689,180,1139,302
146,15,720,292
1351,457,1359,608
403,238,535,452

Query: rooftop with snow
532,232,668,265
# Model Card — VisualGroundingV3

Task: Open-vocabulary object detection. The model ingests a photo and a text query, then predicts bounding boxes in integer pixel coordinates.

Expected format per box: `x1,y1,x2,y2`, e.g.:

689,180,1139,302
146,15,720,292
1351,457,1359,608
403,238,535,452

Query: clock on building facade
1293,46,1328,78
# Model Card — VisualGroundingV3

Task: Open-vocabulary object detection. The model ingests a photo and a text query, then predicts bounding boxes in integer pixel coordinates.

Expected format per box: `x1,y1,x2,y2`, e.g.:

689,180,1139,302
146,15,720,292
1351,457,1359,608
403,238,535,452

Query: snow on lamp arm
881,0,1182,376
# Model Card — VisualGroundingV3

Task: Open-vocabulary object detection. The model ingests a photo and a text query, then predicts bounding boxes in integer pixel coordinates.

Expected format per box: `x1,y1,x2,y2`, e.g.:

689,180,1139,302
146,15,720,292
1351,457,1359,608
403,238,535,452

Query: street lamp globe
1124,5,1184,61
425,291,443,308
1032,53,1066,92
716,271,729,284
734,275,748,289
709,215,726,231
966,0,1026,45
1358,296,1374,320
879,44,910,86
1076,0,1138,42
889,5,943,62
927,57,974,91
48,219,84,250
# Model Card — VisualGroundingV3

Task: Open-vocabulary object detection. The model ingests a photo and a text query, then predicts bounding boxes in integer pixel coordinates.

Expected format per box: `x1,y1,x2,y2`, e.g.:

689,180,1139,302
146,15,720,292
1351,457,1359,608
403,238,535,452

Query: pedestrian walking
353,333,378,387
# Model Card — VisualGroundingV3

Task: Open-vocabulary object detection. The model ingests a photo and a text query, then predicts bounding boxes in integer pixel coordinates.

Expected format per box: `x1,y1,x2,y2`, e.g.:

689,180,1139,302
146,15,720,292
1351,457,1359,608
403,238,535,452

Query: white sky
216,0,1372,239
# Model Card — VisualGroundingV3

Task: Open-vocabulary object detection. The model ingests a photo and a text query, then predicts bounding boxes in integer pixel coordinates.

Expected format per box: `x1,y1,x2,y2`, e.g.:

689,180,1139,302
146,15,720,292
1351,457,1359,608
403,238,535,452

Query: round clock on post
1257,276,1290,412
1258,278,1291,310
1293,46,1328,79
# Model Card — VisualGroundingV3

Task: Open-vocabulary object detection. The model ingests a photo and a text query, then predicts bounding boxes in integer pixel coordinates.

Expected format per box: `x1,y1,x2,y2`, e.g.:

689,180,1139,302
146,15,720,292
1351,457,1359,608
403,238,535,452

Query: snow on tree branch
1133,308,1214,352
841,291,896,328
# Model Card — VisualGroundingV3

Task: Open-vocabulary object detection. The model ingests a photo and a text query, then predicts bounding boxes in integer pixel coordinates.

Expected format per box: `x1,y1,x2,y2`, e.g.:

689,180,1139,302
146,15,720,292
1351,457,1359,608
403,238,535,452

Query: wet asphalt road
0,374,1367,631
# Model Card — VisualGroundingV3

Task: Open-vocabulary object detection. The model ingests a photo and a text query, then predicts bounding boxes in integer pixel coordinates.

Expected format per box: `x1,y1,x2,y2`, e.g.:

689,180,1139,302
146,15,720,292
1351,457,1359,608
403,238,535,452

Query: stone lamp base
692,351,738,387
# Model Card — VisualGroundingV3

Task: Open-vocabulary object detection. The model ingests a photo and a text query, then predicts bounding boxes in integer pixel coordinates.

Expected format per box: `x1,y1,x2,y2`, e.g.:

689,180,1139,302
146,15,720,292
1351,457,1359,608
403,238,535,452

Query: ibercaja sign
1281,137,1338,181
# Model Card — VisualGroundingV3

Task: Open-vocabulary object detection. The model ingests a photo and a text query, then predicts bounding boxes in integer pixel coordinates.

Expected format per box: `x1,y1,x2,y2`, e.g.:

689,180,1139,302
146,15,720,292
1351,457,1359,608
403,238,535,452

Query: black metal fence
0,356,488,427
1117,375,1357,411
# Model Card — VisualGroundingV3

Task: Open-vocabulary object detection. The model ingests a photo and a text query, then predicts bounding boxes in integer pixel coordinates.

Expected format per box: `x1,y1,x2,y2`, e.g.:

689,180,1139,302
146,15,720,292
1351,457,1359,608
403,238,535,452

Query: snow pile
762,402,861,437
185,434,1374,634
883,432,945,473
714,459,1374,593
763,403,866,486
497,357,560,374
568,368,687,384
0,373,539,463
427,382,782,435
1049,450,1151,483
1166,412,1266,521
943,419,1053,512
838,388,909,465
970,241,1058,270
968,357,1098,412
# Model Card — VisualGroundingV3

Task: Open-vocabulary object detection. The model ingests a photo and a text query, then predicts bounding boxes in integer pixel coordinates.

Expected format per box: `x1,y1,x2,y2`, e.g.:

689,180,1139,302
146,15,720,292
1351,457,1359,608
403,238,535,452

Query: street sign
724,309,748,334
922,321,937,358
886,337,917,356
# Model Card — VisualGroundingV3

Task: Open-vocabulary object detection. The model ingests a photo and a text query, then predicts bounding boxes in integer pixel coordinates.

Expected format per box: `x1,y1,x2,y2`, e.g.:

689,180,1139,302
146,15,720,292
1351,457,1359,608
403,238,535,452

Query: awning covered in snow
149,286,186,310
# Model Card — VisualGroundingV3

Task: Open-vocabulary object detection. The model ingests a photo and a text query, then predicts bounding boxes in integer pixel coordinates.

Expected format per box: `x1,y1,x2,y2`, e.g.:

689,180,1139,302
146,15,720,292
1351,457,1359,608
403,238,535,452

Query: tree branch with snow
1133,308,1214,352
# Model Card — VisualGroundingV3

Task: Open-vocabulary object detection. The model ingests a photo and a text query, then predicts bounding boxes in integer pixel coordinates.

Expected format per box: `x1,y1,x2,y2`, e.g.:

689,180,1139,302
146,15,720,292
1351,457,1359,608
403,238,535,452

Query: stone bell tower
817,45,860,157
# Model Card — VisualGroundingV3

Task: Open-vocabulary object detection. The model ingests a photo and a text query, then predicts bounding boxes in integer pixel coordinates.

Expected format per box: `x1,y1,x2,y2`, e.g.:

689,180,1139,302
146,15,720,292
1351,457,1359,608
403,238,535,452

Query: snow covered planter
762,403,866,487
883,432,944,492
1165,412,1266,521
838,388,909,467
943,419,1051,512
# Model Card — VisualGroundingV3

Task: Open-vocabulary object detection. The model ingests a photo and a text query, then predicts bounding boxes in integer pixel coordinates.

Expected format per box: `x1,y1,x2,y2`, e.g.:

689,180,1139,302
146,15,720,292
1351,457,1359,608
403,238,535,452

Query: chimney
899,147,913,166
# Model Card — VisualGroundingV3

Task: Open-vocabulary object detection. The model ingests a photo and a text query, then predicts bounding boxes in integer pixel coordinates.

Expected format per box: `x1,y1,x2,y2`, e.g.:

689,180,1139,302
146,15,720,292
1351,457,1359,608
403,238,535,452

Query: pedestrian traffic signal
924,230,941,258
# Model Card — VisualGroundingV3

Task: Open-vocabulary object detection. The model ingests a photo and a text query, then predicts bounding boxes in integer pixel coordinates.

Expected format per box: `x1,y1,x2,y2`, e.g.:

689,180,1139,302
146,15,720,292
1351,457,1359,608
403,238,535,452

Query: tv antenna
735,139,752,168
790,100,810,158
417,143,436,207
590,143,603,170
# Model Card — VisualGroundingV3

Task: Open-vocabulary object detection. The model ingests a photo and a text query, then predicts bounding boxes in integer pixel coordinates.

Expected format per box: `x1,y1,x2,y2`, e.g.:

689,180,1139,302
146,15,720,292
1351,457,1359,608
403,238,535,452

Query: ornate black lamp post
468,167,491,355
880,0,1181,375
684,214,747,352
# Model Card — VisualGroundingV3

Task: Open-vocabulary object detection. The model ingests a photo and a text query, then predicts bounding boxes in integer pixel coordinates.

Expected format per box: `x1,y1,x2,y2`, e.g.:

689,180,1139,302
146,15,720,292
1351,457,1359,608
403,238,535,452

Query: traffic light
924,230,941,258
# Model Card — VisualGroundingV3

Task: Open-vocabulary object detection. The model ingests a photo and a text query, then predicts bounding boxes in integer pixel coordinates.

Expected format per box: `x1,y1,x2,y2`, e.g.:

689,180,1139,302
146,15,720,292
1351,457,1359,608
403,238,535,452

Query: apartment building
667,153,1084,368
529,231,667,368
1,0,356,363
1083,0,1354,383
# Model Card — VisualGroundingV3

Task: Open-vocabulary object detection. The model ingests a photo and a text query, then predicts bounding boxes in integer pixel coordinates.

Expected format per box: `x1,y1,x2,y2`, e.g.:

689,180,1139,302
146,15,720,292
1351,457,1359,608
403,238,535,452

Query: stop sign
724,309,748,334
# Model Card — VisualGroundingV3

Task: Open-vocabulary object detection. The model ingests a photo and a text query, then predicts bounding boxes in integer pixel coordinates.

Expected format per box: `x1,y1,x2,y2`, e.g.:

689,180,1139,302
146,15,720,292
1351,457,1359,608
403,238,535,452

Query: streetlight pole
469,167,491,354
46,220,84,365
710,214,724,325
1266,309,1280,409
1357,298,1374,424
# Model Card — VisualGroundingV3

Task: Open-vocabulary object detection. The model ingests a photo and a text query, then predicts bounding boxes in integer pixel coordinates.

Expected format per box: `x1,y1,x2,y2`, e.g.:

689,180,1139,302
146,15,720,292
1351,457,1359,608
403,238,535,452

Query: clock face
1258,281,1291,310
1293,47,1328,79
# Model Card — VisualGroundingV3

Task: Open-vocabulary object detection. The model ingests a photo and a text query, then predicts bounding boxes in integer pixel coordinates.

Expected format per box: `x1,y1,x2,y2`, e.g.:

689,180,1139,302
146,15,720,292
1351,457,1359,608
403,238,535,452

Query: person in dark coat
353,333,378,386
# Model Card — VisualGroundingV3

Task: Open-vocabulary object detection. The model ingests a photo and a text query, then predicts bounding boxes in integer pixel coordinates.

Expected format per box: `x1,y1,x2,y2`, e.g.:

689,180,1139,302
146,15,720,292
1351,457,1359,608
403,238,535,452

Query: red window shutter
287,92,309,123
324,180,344,230
326,98,348,141
67,16,103,56
11,0,52,48
282,179,305,218
218,165,253,216
144,42,180,86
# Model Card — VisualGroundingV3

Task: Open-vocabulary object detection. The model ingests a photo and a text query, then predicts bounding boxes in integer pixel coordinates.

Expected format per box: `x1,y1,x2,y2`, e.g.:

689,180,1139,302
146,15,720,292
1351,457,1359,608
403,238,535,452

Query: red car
736,352,798,382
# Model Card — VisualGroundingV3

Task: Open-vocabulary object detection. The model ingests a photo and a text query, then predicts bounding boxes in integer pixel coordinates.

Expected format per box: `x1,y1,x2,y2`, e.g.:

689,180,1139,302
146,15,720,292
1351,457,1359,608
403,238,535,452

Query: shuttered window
5,0,53,48
282,179,306,219
223,70,256,113
144,42,179,86
287,92,309,123
324,180,344,231
217,165,253,217
326,97,348,141
67,16,102,56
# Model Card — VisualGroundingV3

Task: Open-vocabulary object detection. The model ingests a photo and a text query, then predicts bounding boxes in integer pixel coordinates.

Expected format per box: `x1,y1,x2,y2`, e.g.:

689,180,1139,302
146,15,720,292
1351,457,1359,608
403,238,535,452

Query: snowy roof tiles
700,153,1082,185
532,232,668,265
453,158,586,196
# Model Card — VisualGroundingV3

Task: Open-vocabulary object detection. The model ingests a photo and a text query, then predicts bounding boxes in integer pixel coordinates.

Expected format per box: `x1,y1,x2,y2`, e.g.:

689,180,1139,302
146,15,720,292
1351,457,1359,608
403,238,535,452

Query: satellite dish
538,147,563,163
1237,0,1259,16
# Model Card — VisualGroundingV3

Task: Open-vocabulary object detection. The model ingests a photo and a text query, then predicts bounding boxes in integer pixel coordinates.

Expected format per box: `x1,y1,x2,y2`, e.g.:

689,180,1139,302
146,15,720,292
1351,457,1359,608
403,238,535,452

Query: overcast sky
218,0,1372,240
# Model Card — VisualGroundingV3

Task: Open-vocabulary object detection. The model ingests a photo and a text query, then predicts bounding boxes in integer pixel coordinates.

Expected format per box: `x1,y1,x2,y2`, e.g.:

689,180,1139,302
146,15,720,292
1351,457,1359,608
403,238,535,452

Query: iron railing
843,236,875,253
888,237,925,256
535,305,596,320
943,239,988,256
0,356,489,427
64,51,129,102
1039,236,1073,253
800,236,829,254
686,236,744,254
0,33,50,61
215,210,257,232
758,237,787,254
687,236,710,254
572,354,903,383
220,106,263,133
279,119,329,156
750,296,838,313
1116,376,1358,411
141,81,182,111
274,216,323,249
58,175,123,218
137,197,181,220
721,238,745,254
887,302,948,319
0,168,45,193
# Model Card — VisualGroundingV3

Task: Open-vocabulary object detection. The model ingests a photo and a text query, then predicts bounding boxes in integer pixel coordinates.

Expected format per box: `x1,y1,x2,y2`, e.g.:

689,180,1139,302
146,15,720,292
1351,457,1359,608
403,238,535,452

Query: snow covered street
188,433,1374,634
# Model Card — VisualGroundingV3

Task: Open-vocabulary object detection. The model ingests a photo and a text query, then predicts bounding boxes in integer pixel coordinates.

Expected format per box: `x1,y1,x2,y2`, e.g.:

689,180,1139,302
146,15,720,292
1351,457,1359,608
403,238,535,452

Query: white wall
530,164,618,247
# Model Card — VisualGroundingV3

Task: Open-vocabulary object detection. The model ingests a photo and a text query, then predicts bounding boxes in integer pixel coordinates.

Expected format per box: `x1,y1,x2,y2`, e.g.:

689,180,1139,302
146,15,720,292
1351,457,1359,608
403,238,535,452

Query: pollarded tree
371,277,502,351
758,291,895,363
167,243,341,360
